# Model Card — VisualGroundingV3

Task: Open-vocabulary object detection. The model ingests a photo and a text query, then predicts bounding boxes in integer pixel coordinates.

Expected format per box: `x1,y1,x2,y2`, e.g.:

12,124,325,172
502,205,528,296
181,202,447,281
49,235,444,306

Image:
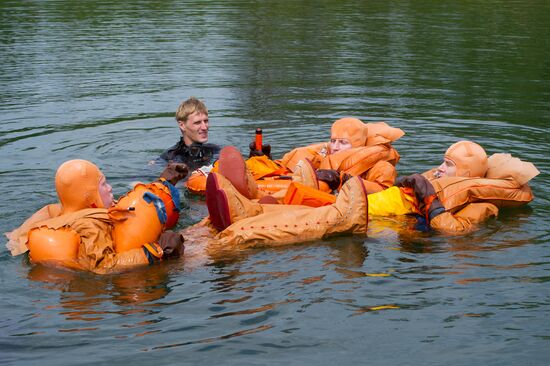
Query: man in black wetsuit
160,97,220,171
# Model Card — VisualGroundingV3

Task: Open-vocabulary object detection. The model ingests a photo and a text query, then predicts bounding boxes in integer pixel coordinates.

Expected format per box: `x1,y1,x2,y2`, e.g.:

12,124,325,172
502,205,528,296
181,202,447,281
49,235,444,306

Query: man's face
98,176,114,208
179,111,209,145
435,158,457,178
330,138,353,154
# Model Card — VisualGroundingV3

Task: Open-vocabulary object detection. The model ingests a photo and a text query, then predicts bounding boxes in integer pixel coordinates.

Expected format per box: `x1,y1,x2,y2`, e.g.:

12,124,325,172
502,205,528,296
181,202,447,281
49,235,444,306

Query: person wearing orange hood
406,140,539,232
189,140,538,254
281,117,404,195
5,160,188,274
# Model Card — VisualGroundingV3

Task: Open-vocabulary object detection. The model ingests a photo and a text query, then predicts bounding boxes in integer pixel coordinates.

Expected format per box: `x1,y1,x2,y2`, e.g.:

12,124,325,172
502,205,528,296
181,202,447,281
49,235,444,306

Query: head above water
55,159,114,213
176,97,209,146
436,140,488,178
329,117,368,154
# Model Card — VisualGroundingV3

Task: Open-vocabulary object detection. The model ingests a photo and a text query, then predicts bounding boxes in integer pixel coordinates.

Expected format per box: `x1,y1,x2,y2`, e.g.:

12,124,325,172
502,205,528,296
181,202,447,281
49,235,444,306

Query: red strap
423,194,437,222
143,242,163,260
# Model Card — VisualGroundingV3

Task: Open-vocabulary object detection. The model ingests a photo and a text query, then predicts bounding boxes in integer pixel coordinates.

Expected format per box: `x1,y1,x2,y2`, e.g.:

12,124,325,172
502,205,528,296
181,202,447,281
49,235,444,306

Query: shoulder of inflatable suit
280,142,328,171
320,144,398,174
365,122,405,146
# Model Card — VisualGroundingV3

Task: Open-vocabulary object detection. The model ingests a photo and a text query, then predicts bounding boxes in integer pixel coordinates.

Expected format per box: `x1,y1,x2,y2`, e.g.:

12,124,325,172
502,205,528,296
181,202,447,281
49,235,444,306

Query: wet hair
175,97,208,123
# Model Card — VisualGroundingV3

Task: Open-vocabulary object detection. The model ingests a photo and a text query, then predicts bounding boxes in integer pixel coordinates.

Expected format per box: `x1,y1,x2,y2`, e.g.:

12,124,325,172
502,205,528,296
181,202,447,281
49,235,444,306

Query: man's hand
158,230,185,258
160,163,189,185
316,169,341,191
396,173,445,220
396,174,436,202
248,142,272,159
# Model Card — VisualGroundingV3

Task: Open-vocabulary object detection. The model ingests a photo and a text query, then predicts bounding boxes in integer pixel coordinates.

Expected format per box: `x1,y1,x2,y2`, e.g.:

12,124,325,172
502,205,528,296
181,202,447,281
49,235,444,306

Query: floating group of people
5,97,540,274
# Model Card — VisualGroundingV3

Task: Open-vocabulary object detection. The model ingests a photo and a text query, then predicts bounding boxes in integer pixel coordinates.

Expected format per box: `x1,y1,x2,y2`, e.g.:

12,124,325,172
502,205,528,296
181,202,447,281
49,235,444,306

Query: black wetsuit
160,138,220,171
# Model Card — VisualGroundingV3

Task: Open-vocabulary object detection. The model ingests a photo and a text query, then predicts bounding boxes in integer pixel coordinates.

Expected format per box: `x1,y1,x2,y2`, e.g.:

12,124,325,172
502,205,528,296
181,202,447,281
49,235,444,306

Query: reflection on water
27,265,173,318
1,0,550,365
152,324,274,350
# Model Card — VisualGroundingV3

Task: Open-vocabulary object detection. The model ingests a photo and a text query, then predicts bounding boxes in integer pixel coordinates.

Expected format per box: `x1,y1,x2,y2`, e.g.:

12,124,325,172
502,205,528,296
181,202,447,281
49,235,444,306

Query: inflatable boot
218,146,260,199
291,158,320,190
208,177,369,252
206,172,264,231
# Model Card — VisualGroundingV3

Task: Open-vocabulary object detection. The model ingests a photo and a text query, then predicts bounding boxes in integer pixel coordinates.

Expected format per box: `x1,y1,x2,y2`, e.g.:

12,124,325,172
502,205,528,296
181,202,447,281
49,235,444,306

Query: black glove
316,169,341,191
158,230,185,258
248,142,272,159
341,172,353,186
160,163,189,185
396,174,445,220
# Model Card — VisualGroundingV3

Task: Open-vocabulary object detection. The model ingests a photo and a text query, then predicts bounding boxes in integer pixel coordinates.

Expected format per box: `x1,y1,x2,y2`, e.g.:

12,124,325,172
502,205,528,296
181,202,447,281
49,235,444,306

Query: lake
1,1,549,365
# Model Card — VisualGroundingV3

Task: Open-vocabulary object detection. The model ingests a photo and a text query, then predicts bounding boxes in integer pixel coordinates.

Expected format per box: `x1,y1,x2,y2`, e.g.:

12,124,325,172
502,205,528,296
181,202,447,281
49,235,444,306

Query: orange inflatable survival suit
5,160,184,274
280,118,403,194
361,140,538,233
425,141,539,232
205,173,369,255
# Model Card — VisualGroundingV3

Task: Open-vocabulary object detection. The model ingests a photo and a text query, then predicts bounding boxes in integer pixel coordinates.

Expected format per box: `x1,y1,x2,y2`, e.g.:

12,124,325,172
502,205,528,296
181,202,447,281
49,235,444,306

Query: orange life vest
431,177,534,213
112,183,167,253
145,180,181,229
27,226,81,267
319,144,400,176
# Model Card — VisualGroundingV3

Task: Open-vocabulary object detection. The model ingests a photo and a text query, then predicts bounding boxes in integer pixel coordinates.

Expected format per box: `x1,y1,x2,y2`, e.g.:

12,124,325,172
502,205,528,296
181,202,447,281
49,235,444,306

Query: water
1,1,549,365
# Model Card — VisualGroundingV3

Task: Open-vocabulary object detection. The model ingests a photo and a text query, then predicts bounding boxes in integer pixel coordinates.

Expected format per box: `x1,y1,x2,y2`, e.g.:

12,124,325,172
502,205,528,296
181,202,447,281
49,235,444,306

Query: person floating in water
184,140,538,257
5,160,189,274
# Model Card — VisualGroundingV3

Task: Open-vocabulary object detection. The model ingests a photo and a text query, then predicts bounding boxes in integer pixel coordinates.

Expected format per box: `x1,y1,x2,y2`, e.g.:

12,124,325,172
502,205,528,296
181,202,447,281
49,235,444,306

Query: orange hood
55,159,105,213
330,117,368,149
445,141,488,178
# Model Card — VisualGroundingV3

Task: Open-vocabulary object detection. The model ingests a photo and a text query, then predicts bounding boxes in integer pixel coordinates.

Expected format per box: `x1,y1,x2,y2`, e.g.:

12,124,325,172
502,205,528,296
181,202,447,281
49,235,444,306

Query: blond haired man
161,97,220,170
